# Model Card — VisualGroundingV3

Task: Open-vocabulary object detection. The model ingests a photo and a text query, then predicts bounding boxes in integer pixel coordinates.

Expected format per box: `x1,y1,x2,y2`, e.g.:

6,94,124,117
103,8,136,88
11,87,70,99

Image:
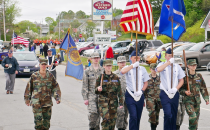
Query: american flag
119,0,154,35
11,32,29,47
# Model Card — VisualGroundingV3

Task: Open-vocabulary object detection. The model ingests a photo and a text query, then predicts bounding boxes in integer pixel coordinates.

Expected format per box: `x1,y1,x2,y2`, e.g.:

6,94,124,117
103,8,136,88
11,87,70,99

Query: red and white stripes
120,0,154,35
11,36,29,47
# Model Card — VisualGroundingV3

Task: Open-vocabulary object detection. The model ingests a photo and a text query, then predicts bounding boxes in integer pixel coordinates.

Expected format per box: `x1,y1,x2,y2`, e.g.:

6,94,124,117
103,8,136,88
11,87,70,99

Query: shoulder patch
103,80,108,82
111,80,118,82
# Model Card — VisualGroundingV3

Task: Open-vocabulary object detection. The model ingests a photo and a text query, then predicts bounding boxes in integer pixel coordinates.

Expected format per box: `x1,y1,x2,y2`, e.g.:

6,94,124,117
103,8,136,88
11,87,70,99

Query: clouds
16,0,127,23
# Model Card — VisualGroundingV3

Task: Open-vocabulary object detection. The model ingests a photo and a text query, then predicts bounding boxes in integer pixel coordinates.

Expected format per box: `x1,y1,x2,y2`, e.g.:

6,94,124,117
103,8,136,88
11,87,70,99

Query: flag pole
135,21,138,92
171,18,174,89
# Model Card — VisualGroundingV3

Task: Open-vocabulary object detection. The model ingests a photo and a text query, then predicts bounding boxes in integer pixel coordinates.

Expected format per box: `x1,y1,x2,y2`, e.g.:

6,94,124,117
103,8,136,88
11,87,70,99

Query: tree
67,10,75,19
15,20,39,34
86,21,96,37
70,20,82,28
150,0,164,24
202,0,210,14
113,8,123,17
45,17,54,25
76,10,86,19
105,21,111,29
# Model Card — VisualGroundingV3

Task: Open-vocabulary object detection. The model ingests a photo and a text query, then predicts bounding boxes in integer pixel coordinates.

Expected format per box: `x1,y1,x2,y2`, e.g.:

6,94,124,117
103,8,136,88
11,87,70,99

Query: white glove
132,61,139,68
168,88,177,94
169,58,174,64
134,91,142,97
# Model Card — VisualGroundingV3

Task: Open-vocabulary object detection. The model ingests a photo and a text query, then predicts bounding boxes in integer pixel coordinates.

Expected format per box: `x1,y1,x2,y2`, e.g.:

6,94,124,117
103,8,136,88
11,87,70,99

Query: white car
207,62,210,72
83,44,108,57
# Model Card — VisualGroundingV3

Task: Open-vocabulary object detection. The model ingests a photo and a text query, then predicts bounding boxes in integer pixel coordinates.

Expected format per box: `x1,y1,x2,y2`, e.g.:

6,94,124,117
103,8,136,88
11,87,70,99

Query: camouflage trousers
176,102,185,126
116,102,128,129
185,103,200,130
99,105,117,130
32,106,51,130
145,98,161,125
88,98,100,130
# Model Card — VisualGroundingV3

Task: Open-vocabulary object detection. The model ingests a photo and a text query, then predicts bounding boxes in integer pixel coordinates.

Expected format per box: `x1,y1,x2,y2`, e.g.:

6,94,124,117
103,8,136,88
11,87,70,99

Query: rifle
100,74,104,91
48,55,56,70
183,50,190,91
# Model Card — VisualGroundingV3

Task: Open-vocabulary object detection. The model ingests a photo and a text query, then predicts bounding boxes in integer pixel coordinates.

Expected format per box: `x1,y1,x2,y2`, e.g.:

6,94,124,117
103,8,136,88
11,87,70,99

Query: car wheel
124,54,129,62
80,50,84,55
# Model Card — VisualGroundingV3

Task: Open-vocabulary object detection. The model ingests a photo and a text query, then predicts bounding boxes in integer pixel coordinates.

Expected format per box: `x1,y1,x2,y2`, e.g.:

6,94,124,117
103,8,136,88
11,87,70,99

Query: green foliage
15,20,39,34
70,20,82,28
76,10,86,19
45,17,54,25
150,0,164,24
105,21,111,29
146,35,153,40
185,10,198,27
86,21,96,37
180,17,205,43
113,8,123,17
157,35,171,43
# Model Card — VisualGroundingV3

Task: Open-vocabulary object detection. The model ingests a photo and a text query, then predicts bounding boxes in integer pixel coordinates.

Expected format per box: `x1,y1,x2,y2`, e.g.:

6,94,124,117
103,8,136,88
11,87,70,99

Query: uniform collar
37,71,50,78
89,64,103,72
149,74,158,79
188,71,198,79
104,71,114,78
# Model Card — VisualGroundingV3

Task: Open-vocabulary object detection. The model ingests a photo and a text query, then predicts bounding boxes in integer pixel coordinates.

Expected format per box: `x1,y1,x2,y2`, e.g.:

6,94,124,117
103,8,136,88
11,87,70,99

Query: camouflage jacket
144,74,161,101
95,72,124,107
24,71,61,108
113,69,127,95
180,72,209,104
81,65,104,100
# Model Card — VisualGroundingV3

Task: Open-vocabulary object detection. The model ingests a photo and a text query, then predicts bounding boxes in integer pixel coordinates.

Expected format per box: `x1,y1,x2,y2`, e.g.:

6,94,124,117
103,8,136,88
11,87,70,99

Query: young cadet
180,59,209,130
114,56,128,130
156,48,185,130
144,63,161,130
121,51,150,130
95,59,124,130
24,59,61,130
81,52,104,130
175,58,186,130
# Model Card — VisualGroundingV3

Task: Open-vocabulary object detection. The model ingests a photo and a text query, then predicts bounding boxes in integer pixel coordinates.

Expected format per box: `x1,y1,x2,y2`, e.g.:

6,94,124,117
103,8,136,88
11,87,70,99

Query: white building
200,10,210,41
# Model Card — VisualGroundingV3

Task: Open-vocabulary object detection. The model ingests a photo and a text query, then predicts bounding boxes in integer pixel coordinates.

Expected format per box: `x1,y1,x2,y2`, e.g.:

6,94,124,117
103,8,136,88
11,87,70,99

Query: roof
200,10,210,28
154,18,160,31
113,15,122,20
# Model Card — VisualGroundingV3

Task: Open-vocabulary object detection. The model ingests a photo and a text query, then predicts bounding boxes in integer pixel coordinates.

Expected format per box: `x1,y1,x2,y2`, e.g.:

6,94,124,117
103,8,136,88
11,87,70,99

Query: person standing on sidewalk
81,52,104,130
43,43,49,58
24,58,61,130
40,43,43,56
1,50,19,94
114,56,128,130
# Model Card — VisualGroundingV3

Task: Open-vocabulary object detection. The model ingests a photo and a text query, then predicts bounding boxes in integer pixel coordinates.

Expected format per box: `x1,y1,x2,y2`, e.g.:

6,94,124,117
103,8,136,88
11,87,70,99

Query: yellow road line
21,78,27,82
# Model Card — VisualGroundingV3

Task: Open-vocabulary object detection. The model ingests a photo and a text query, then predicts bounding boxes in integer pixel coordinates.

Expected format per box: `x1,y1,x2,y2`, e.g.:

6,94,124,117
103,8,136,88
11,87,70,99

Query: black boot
151,123,157,130
89,129,95,130
118,129,125,130
176,125,180,130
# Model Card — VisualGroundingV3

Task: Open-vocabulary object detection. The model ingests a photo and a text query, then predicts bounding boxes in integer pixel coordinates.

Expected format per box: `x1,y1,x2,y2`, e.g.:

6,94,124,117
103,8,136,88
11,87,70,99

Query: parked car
207,62,210,72
78,42,95,55
83,44,107,57
13,51,40,76
87,37,94,42
174,42,210,68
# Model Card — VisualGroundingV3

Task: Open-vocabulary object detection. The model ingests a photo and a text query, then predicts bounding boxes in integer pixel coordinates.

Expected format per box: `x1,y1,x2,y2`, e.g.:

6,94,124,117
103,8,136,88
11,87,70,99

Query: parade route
0,64,210,130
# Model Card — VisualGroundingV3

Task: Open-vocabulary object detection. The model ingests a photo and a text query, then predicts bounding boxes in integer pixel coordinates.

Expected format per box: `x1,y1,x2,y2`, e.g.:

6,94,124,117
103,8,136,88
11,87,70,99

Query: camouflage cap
175,58,183,65
103,59,113,66
187,59,197,66
91,52,100,58
117,56,126,62
39,58,48,65
150,63,157,70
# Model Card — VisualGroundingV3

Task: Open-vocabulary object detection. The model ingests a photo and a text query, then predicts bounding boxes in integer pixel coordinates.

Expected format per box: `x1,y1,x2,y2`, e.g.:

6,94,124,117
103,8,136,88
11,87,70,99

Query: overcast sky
15,0,128,24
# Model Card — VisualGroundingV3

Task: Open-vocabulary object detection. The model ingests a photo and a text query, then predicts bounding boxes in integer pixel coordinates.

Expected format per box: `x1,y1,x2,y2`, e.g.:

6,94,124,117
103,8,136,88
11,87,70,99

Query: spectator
87,58,91,67
33,43,36,51
51,46,56,56
57,53,62,64
40,43,43,56
31,45,34,52
156,47,166,63
43,43,49,58
105,45,114,59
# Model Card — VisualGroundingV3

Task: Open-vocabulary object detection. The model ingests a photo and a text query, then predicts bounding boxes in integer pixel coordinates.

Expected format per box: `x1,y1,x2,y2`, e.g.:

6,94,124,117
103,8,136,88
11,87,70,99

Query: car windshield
188,43,204,51
13,53,37,61
156,44,170,51
174,45,194,52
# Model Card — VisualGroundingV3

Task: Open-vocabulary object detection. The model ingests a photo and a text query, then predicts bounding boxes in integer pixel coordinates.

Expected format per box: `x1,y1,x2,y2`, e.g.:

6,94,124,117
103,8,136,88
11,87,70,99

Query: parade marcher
46,49,58,79
114,56,128,130
43,43,49,58
95,59,124,130
24,58,61,130
175,58,186,130
81,52,104,130
156,48,185,130
121,51,150,130
179,59,209,130
1,50,19,94
144,63,161,130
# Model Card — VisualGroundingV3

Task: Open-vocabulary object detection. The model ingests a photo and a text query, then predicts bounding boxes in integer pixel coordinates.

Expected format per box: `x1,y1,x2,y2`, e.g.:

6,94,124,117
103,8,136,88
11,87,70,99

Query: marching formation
81,49,209,130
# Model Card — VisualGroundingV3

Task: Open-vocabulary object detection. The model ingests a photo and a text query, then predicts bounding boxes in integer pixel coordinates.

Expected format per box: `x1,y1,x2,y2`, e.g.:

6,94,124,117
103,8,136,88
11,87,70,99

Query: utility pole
3,0,6,41
59,12,60,40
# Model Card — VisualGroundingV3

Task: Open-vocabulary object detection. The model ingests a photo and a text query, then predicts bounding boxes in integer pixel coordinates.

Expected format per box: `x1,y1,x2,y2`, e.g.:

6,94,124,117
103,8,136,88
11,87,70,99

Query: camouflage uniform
175,58,186,129
144,64,162,129
180,59,209,130
95,60,124,130
81,52,104,130
24,59,61,130
114,56,128,130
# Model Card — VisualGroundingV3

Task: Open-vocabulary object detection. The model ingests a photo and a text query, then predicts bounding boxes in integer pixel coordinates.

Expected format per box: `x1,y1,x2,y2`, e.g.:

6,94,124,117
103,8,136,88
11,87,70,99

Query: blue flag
159,0,186,41
60,31,84,80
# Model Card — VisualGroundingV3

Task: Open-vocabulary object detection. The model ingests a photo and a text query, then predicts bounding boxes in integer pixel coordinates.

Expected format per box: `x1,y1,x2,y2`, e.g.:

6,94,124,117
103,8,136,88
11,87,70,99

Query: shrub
157,35,172,43
146,35,153,40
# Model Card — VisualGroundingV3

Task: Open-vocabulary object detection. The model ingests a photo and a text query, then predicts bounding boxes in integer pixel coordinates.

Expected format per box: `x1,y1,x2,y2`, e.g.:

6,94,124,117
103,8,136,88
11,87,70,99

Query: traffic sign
79,34,82,37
